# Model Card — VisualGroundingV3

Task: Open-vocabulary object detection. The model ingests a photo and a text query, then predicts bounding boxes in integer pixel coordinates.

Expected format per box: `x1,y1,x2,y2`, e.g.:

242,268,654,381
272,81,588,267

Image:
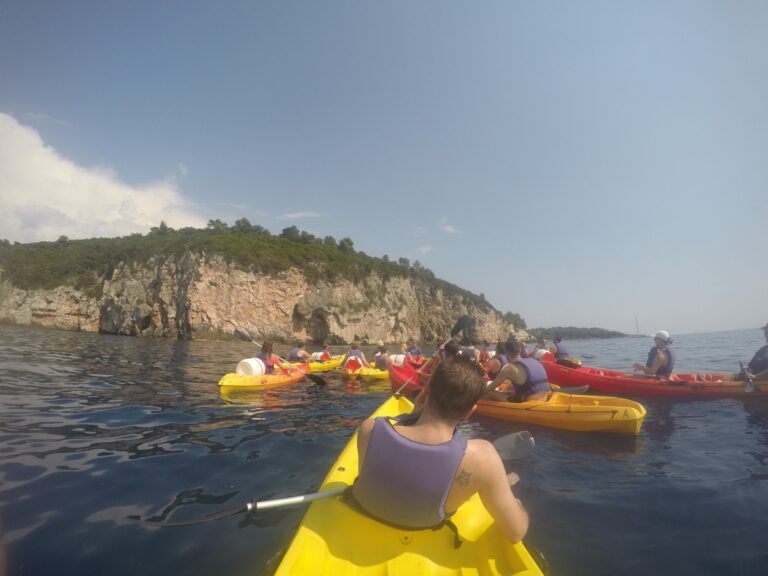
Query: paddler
288,341,312,362
342,341,370,369
484,340,551,402
738,322,768,381
257,341,282,375
351,357,529,543
633,330,675,377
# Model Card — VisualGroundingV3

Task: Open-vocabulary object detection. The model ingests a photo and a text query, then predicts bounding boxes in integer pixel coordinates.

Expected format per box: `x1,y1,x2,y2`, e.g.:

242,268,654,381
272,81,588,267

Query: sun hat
653,330,671,343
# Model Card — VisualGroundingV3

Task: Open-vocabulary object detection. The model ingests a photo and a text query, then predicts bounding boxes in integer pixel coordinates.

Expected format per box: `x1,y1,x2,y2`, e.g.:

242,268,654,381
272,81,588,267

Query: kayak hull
542,359,764,397
341,367,390,381
274,395,543,576
388,360,646,434
305,355,344,373
477,393,646,434
217,364,308,389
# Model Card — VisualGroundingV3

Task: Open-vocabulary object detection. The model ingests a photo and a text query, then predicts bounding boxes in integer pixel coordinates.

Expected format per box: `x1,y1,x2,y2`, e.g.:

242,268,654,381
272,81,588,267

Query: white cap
653,330,671,343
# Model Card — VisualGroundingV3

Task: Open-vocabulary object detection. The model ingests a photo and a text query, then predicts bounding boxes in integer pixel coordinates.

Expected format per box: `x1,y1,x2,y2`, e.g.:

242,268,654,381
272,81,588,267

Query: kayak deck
477,392,646,434
543,360,764,397
217,364,308,389
274,395,543,576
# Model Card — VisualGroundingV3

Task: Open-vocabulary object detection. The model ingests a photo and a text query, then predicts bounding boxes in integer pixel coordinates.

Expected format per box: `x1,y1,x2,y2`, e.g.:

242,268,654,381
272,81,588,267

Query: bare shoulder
359,417,376,436
464,438,503,472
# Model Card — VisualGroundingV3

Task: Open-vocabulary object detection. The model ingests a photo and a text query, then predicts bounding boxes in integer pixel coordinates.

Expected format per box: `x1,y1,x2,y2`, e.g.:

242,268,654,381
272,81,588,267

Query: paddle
493,430,535,461
552,384,590,395
232,329,328,386
740,361,757,393
393,315,472,396
136,428,535,527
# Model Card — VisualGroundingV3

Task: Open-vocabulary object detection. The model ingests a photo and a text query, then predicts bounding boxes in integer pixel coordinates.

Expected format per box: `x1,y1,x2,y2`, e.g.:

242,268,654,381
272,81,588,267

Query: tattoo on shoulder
455,469,472,488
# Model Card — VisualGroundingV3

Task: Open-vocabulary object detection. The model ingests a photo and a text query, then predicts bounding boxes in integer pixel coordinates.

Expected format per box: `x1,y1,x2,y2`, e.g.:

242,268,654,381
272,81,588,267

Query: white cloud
417,245,433,255
0,113,206,243
276,211,323,220
439,217,461,235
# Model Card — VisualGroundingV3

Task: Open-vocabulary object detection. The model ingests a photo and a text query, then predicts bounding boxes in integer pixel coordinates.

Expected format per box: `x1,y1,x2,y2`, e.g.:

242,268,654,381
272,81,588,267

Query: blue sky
1,1,766,335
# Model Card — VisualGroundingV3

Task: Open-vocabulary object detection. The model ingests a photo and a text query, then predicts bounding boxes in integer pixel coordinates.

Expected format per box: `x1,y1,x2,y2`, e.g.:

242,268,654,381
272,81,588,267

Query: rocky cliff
0,253,522,344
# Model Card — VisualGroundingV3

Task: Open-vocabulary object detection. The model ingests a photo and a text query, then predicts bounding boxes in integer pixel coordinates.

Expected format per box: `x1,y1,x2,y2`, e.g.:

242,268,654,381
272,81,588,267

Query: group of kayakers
341,339,424,371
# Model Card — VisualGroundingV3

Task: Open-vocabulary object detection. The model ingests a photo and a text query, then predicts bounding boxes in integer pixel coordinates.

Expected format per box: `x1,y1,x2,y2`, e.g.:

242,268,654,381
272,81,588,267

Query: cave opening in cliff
307,308,331,345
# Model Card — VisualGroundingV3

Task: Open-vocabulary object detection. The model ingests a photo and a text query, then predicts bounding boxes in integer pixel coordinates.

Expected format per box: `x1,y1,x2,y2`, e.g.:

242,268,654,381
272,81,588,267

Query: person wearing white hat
633,330,676,377
741,323,768,381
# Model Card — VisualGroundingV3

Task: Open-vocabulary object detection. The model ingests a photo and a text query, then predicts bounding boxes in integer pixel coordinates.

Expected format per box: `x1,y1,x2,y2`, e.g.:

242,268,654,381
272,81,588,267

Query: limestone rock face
0,254,524,343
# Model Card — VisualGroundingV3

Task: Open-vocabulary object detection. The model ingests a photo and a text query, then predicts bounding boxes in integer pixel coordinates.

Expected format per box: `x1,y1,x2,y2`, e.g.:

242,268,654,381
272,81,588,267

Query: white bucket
534,350,553,361
236,357,266,375
390,354,406,366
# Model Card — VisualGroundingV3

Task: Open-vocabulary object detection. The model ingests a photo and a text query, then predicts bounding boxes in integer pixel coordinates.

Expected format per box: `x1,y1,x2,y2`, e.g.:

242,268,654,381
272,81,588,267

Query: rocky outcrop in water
0,254,523,344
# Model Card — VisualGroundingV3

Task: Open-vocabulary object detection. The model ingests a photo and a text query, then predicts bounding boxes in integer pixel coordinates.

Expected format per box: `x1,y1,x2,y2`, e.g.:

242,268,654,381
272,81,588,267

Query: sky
1,1,766,336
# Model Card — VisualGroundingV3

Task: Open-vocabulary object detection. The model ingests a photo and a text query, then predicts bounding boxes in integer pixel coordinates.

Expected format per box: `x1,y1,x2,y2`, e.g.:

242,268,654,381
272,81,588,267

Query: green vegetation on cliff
528,326,627,340
0,220,492,309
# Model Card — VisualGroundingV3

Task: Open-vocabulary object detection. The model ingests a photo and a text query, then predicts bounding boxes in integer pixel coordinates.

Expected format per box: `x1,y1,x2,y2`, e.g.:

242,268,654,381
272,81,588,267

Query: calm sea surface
1,325,767,575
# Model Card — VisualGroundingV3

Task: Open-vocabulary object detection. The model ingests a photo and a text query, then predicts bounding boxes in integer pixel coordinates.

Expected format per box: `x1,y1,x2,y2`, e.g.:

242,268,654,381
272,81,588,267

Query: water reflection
3,325,768,576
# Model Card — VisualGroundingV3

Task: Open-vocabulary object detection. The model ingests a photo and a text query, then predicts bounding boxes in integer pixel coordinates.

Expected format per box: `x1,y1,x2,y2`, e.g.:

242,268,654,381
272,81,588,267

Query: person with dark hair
484,342,509,380
439,338,461,361
373,345,390,371
288,341,312,362
351,357,529,542
485,340,551,402
548,334,569,359
633,330,676,377
343,341,370,369
257,341,281,375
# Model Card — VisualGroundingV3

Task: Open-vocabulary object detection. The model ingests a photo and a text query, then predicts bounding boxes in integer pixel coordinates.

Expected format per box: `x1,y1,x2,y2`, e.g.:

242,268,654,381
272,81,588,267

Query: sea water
1,325,767,575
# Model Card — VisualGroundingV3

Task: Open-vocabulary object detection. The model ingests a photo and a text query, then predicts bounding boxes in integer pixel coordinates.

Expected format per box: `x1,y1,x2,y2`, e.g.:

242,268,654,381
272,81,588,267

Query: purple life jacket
646,346,675,377
511,357,550,399
288,347,303,361
375,355,388,371
553,342,570,359
257,352,274,374
351,417,467,528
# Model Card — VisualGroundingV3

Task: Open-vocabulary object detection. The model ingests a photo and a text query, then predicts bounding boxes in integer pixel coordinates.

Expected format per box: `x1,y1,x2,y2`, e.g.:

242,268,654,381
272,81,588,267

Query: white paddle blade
493,431,535,461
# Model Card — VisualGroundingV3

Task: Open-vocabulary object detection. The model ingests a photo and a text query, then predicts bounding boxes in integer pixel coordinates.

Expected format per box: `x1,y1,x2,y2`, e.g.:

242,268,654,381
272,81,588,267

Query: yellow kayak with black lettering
274,394,544,576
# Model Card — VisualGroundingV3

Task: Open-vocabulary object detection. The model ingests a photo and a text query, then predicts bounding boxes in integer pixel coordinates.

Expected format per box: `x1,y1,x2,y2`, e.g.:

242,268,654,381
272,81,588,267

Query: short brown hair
503,339,521,356
428,357,487,419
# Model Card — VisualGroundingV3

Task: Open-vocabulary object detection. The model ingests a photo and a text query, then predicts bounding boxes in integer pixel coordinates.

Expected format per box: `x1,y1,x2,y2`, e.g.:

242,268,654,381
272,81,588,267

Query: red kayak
542,357,764,398
388,357,434,397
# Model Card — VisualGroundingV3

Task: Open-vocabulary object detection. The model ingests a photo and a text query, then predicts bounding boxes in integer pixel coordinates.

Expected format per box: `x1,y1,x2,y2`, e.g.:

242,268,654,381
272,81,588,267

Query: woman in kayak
257,341,282,375
548,334,569,359
483,341,508,380
484,340,551,402
343,341,370,369
373,345,389,370
633,330,676,377
288,341,312,362
351,357,529,543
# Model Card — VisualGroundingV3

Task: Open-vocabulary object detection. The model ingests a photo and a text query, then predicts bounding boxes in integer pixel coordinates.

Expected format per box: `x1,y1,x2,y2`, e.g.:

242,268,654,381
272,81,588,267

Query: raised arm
474,440,529,542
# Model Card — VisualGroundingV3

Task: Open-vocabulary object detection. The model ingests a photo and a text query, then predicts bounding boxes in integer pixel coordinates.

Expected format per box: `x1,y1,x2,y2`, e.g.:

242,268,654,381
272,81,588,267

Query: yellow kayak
305,354,344,373
217,364,308,389
477,391,646,434
341,366,390,381
274,395,544,576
